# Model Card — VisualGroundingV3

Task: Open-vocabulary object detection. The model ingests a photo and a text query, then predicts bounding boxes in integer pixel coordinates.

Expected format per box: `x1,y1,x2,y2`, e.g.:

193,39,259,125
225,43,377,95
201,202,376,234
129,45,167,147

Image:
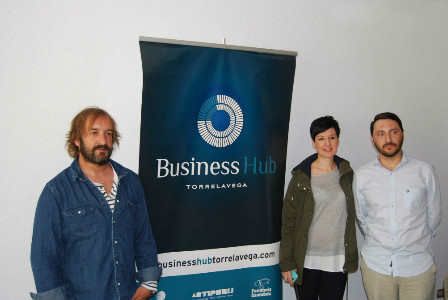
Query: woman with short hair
280,116,358,300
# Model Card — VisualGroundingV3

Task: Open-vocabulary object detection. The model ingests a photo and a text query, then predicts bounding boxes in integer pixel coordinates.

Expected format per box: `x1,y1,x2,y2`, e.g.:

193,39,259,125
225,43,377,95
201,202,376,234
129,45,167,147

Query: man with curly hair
30,107,161,300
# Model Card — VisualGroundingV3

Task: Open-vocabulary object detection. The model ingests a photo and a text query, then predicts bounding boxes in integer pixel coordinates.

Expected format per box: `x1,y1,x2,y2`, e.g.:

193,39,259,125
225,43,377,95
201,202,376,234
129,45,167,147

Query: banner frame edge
139,36,298,57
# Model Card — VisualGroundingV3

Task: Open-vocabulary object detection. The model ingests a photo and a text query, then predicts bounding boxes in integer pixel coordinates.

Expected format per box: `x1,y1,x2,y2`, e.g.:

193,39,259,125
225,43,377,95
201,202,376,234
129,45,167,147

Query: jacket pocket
125,200,141,232
63,204,100,238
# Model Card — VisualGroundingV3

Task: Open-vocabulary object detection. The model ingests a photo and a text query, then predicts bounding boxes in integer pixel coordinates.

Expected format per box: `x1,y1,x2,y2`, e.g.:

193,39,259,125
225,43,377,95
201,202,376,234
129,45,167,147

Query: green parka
279,153,358,285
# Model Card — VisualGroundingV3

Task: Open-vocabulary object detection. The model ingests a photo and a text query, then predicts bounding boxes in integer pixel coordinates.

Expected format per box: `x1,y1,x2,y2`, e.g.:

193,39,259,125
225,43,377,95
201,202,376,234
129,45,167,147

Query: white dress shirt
354,153,441,277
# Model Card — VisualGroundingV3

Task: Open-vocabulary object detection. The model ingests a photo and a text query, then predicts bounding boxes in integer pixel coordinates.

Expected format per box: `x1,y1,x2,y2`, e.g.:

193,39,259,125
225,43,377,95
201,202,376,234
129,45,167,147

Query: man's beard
374,139,403,158
79,138,112,166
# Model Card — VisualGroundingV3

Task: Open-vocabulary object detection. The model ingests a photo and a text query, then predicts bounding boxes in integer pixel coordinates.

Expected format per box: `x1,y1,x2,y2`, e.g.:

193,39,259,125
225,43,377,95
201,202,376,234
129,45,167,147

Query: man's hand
131,286,155,300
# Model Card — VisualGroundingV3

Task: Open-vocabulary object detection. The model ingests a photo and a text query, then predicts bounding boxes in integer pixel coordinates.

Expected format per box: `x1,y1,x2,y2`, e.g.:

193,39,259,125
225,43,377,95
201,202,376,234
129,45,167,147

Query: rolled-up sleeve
133,178,163,281
30,285,68,300
30,184,68,299
136,266,163,283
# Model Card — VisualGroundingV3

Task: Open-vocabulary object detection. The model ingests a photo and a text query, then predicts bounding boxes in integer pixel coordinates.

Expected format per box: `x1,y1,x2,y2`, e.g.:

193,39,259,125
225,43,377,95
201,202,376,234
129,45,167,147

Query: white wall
1,1,447,299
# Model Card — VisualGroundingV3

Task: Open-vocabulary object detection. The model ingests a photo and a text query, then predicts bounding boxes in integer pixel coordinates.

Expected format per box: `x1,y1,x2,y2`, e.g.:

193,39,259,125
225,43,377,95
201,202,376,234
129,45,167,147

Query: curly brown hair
66,107,121,158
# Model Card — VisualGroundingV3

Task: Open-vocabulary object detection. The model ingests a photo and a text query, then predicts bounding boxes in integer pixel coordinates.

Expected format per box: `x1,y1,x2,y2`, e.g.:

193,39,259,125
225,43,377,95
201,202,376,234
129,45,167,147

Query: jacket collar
292,153,346,178
69,157,129,182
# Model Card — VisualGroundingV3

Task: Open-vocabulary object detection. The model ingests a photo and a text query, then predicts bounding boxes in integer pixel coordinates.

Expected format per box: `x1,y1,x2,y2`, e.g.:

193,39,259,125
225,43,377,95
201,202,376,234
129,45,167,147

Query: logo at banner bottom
197,95,244,148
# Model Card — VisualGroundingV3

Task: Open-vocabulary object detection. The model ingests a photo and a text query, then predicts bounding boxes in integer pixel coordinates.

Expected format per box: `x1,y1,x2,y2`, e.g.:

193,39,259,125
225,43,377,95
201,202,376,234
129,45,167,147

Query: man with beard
31,107,162,300
353,112,441,300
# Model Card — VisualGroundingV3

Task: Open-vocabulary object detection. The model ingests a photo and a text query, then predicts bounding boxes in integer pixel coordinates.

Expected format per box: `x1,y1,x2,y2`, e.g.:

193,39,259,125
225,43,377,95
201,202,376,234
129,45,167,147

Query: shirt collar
374,152,409,171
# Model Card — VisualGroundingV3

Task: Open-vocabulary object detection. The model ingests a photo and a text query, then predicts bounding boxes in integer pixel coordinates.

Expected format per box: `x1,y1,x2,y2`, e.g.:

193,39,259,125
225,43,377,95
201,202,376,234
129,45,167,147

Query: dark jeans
294,268,347,300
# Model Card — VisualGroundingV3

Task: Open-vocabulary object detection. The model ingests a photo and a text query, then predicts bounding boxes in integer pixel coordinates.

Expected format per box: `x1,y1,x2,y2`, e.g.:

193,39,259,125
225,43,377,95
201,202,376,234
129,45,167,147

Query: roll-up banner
138,37,297,300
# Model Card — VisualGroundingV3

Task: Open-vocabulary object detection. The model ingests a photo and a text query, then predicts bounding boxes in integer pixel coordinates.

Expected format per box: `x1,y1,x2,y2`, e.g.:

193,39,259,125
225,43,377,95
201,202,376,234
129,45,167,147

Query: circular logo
197,95,244,147
155,291,166,300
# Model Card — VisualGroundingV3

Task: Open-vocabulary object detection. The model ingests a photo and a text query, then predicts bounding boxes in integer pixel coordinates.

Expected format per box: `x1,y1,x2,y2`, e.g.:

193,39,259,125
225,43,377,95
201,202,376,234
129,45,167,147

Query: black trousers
293,268,347,300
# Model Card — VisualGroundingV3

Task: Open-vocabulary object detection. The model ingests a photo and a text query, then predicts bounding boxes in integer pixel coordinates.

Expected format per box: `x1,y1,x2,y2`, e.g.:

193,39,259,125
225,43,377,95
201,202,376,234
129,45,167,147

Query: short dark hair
370,112,403,136
66,107,120,158
310,116,340,141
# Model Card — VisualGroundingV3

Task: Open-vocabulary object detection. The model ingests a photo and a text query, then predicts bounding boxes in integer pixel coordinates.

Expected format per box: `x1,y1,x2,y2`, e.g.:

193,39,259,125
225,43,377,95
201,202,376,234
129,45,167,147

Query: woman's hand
281,270,295,287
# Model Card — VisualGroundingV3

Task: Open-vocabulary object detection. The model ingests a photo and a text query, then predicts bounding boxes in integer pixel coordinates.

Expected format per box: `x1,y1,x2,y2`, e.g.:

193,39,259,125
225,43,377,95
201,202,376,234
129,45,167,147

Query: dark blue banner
139,37,296,300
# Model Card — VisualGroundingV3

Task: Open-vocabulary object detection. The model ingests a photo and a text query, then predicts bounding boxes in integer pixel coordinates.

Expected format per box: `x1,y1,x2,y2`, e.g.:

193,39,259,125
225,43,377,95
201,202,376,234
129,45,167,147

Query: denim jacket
31,158,162,300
